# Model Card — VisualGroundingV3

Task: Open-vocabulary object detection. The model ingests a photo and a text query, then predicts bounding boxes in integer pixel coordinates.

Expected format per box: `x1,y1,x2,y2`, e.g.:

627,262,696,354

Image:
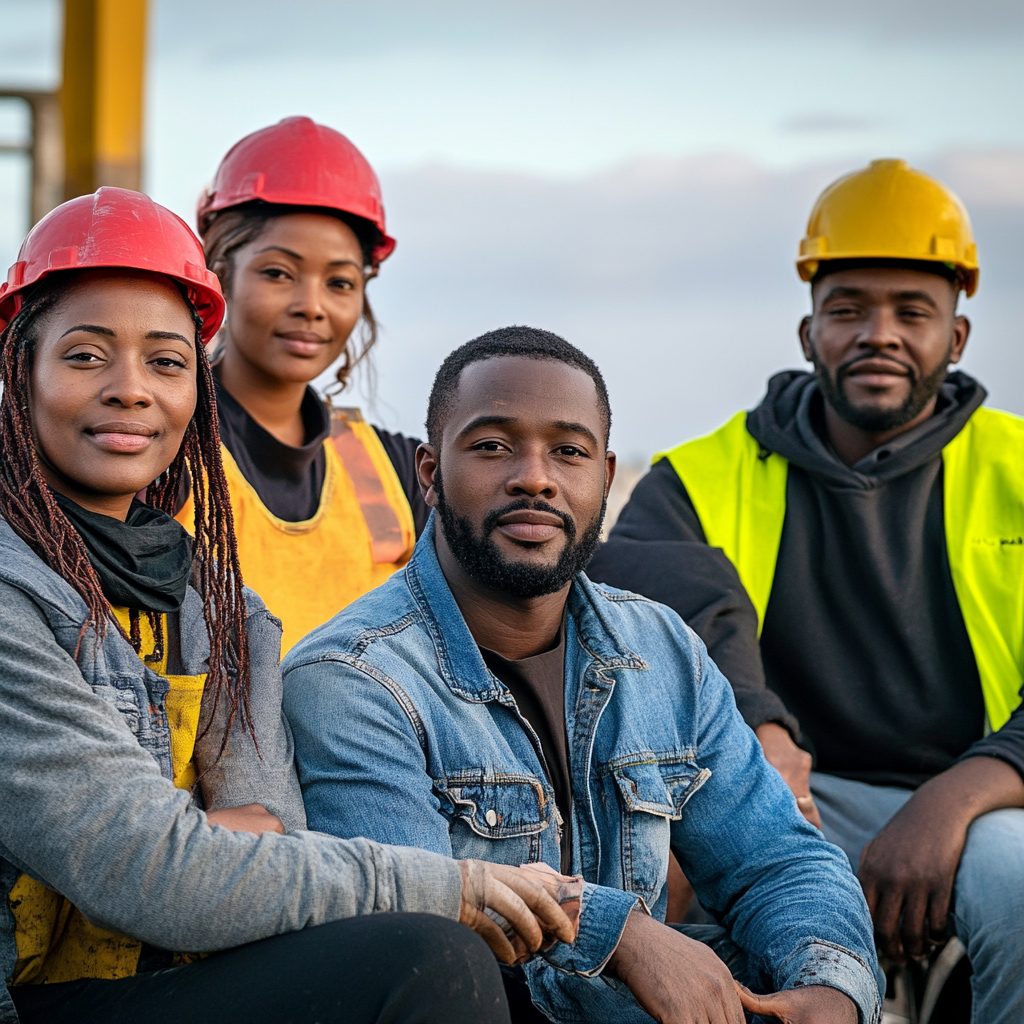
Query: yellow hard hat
797,158,979,297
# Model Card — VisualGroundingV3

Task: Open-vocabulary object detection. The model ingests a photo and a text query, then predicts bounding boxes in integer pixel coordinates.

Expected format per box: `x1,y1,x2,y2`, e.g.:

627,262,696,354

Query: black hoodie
589,370,1024,789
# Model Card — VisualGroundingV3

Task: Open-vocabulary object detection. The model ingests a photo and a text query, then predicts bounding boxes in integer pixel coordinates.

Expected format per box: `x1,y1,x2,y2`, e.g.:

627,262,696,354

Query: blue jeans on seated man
811,771,1024,1024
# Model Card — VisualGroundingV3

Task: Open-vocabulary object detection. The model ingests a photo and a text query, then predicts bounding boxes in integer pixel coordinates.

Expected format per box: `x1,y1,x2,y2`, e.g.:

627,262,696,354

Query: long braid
0,286,255,745
149,319,254,746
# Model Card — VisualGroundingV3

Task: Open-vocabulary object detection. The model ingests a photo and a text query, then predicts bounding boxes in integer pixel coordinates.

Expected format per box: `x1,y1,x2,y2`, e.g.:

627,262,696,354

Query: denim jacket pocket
605,754,711,902
439,772,550,863
611,756,711,820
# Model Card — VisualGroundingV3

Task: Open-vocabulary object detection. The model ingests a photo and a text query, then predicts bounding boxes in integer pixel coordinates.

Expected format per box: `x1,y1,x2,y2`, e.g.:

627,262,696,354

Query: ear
604,450,617,499
416,442,439,507
798,315,814,362
949,315,971,365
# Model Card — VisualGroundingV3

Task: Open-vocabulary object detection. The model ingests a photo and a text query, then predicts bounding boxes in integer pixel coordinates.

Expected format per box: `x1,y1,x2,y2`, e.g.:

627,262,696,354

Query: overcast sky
2,0,1022,460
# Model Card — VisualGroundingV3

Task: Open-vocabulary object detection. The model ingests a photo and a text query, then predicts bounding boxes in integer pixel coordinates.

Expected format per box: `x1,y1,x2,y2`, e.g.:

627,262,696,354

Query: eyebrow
821,285,940,309
254,245,361,268
254,245,304,260
147,330,194,347
60,324,114,338
553,420,600,448
456,414,600,448
58,325,193,347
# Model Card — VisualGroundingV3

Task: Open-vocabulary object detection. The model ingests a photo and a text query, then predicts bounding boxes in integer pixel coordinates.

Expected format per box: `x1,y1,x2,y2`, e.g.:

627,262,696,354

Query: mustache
482,499,576,539
836,353,916,385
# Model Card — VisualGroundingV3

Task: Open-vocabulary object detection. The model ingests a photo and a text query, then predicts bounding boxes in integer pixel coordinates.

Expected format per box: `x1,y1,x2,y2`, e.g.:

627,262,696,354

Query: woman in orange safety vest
179,117,427,654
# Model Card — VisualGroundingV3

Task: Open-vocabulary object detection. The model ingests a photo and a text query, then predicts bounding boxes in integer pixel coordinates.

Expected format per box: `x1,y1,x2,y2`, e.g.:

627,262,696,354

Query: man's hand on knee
859,756,1024,963
606,911,745,1024
756,722,822,829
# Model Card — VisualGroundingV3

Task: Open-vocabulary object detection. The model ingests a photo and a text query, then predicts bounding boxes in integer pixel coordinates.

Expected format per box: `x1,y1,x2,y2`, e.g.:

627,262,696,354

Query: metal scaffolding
0,0,147,228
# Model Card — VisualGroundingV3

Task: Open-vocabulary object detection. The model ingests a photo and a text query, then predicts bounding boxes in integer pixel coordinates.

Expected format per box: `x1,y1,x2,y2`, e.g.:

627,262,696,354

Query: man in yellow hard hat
590,159,1024,1021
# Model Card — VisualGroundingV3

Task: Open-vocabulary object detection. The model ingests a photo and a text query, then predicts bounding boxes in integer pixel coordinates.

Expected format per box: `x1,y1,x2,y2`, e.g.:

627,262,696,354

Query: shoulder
0,577,52,631
0,518,87,623
574,576,712,701
965,405,1024,437
578,574,706,653
945,406,1024,478
372,426,423,456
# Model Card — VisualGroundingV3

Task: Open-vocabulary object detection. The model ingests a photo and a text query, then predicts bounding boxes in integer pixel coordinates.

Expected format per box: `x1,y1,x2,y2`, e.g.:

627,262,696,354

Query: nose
287,276,326,322
506,448,557,500
856,306,902,352
99,355,153,409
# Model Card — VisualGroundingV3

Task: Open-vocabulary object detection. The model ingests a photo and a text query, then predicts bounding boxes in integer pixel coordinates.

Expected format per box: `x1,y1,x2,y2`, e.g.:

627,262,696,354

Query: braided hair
0,279,255,746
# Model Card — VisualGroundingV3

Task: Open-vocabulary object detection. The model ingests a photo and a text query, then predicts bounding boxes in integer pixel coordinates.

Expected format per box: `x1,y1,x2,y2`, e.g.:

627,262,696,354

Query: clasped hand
606,911,857,1024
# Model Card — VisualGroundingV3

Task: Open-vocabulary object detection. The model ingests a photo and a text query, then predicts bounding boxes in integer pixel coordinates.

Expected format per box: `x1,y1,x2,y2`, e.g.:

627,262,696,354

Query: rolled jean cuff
541,882,646,977
779,939,883,1024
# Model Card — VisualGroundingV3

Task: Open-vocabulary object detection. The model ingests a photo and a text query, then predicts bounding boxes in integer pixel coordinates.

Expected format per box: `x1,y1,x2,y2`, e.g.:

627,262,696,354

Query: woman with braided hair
0,188,574,1024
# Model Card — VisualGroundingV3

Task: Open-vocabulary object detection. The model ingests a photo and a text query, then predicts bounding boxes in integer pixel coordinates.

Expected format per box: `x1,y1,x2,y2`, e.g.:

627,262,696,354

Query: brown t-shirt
481,625,572,874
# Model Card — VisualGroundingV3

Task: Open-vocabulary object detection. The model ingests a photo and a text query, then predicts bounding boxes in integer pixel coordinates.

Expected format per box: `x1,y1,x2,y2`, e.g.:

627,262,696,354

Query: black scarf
54,493,193,612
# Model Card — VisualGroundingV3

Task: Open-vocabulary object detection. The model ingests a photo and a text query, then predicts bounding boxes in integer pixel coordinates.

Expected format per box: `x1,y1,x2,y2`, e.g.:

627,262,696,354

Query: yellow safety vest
177,407,416,655
656,406,1024,731
10,610,206,985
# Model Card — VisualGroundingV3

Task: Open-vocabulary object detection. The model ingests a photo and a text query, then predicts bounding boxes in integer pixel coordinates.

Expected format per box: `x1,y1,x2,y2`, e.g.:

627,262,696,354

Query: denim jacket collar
405,515,645,704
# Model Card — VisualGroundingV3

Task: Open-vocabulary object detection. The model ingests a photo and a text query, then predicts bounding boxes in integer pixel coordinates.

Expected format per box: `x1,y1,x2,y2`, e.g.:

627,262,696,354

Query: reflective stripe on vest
655,406,1024,731
329,406,410,565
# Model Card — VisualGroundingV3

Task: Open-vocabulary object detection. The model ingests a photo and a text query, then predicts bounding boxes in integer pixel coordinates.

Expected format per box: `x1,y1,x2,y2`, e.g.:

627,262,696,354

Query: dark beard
434,469,605,600
813,348,951,433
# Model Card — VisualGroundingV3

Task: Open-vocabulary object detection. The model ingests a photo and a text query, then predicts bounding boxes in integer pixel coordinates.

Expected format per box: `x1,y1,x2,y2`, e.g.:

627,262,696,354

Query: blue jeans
811,771,1024,1024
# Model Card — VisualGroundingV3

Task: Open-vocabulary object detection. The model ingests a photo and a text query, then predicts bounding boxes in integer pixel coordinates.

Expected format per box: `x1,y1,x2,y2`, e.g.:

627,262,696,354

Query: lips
841,358,913,389
494,509,566,544
86,421,156,453
277,331,329,358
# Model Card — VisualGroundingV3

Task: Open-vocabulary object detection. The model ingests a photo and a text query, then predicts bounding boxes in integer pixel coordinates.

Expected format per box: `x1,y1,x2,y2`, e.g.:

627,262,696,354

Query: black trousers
11,913,510,1024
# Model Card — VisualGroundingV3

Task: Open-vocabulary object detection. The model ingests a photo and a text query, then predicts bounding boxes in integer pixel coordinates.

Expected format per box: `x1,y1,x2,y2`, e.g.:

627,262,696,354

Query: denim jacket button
485,809,498,826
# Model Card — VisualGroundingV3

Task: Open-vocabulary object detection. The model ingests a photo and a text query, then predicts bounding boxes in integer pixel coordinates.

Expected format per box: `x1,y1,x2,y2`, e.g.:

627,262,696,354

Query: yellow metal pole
62,0,147,200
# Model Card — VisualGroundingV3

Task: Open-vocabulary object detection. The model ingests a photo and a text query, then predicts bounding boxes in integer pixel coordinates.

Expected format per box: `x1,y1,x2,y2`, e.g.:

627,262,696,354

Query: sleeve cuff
733,688,801,742
540,882,646,977
957,747,1024,786
778,939,884,1024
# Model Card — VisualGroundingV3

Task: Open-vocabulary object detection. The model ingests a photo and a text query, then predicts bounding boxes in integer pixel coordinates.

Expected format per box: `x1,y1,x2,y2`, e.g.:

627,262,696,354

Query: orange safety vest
177,407,416,654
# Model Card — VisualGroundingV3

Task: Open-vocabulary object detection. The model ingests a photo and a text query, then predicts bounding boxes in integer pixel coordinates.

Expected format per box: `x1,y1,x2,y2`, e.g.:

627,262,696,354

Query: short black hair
426,326,611,447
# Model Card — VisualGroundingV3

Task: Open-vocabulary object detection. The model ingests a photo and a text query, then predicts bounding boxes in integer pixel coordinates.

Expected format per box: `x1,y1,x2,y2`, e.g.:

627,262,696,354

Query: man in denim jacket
283,328,883,1024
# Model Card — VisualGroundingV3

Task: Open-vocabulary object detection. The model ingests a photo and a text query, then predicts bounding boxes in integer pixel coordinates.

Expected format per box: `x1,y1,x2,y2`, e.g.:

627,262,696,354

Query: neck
822,395,938,467
39,465,134,521
433,527,568,660
217,337,309,447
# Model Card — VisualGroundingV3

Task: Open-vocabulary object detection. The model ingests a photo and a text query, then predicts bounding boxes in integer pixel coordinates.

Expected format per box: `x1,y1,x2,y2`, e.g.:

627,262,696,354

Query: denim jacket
283,517,882,1024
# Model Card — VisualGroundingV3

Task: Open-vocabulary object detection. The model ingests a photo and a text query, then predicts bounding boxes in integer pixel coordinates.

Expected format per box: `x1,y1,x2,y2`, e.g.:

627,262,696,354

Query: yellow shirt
10,610,206,985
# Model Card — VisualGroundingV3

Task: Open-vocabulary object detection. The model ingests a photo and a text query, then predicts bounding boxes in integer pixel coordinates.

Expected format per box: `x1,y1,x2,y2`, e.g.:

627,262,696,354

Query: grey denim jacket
0,519,462,1023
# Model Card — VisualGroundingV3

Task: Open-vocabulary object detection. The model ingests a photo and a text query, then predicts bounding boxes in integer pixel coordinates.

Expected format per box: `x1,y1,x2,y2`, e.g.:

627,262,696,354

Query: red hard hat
197,116,396,265
0,187,226,343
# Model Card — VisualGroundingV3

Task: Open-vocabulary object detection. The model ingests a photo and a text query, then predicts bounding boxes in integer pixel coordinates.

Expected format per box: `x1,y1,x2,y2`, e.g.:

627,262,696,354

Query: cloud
150,0,1024,54
781,113,881,134
341,150,1024,463
937,150,1024,208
